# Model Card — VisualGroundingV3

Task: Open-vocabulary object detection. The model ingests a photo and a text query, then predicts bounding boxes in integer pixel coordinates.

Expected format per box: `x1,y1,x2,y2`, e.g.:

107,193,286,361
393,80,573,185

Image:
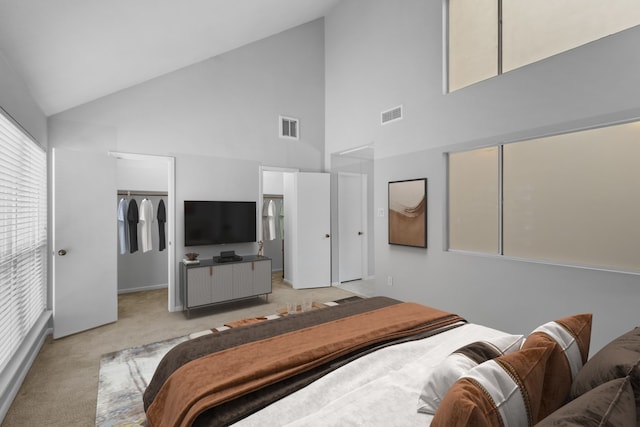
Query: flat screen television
184,200,256,246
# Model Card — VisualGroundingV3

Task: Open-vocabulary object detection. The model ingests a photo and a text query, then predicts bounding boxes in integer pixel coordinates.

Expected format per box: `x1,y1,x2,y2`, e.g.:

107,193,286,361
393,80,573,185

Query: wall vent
381,105,403,125
279,115,299,140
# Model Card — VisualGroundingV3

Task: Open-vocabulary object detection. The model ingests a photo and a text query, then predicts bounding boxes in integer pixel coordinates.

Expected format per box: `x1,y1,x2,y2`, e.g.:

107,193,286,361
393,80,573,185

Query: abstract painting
388,178,427,248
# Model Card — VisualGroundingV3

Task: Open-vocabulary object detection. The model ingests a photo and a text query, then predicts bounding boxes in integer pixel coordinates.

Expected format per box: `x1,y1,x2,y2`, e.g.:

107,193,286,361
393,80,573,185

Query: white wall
263,171,285,194
325,0,640,353
49,19,325,168
47,19,326,309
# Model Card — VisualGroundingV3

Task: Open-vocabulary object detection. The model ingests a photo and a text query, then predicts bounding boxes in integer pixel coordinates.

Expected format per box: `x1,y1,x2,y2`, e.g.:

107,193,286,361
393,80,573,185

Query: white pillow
417,334,524,414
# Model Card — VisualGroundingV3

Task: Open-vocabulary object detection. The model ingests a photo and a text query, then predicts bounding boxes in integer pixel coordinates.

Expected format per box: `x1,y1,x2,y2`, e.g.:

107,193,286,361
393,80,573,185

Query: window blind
0,111,47,374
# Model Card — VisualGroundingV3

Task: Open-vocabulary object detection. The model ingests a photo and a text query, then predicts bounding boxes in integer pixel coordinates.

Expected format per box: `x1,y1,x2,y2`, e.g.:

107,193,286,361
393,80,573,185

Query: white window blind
0,111,47,373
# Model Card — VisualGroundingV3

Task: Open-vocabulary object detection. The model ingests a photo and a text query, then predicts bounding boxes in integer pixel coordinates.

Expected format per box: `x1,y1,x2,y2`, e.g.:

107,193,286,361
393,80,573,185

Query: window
448,146,500,254
448,120,640,273
0,110,47,373
448,0,640,91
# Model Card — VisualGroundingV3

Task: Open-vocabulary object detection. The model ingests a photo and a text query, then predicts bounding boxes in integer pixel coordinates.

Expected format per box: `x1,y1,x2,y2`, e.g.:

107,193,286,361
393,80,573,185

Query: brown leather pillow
521,313,592,421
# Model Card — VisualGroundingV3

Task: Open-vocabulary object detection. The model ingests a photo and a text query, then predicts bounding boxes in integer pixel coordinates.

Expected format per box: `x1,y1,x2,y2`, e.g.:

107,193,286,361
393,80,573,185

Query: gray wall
0,53,47,146
47,19,326,308
325,0,640,353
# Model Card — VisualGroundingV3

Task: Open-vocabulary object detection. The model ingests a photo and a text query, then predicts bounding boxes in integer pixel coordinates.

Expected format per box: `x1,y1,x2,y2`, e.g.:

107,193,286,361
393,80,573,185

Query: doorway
338,173,367,283
112,152,176,311
260,167,331,289
261,170,286,275
330,145,374,286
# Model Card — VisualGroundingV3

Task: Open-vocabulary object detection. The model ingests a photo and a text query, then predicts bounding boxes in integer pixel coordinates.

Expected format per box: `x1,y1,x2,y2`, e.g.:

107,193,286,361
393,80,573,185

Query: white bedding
235,323,511,426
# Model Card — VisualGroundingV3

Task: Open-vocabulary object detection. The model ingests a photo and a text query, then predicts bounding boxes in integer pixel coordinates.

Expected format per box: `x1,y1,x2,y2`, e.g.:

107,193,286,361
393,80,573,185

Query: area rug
96,335,188,427
95,296,362,426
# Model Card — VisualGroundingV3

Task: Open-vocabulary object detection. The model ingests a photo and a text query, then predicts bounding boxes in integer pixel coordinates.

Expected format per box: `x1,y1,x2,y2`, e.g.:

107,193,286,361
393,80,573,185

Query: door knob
358,231,363,235
58,249,67,256
325,234,330,238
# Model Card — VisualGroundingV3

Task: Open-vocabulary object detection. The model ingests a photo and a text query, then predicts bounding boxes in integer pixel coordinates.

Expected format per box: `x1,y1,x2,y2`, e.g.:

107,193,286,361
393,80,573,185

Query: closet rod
118,190,168,197
263,194,283,199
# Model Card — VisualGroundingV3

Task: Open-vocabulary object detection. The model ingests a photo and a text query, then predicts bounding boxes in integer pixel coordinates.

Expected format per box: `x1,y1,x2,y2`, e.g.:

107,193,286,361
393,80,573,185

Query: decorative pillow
520,313,592,421
571,326,640,425
537,377,636,426
431,345,552,427
417,334,524,414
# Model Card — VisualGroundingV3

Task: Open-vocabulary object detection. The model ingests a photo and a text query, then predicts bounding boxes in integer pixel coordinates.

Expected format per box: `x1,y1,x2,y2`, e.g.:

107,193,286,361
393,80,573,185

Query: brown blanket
144,296,402,412
146,302,463,427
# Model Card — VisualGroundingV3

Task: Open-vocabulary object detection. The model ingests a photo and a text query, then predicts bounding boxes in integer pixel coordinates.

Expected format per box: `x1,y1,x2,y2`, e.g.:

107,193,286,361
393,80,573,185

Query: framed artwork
388,178,427,248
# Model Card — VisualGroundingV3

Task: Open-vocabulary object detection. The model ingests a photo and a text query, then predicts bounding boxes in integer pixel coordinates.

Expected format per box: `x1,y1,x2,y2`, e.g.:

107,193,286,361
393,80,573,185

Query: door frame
109,152,177,311
337,172,368,284
259,166,299,280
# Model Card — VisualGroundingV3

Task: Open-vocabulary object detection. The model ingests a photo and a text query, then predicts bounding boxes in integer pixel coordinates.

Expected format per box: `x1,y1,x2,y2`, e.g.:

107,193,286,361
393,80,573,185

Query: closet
261,194,284,274
262,170,285,274
117,191,168,292
116,156,171,295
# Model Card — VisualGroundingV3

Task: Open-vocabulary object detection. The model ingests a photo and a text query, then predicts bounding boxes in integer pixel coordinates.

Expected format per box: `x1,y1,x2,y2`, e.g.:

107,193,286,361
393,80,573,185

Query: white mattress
235,322,510,426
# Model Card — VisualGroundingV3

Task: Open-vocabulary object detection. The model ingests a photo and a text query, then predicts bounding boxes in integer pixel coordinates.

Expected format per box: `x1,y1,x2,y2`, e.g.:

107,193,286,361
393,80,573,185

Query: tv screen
184,201,256,246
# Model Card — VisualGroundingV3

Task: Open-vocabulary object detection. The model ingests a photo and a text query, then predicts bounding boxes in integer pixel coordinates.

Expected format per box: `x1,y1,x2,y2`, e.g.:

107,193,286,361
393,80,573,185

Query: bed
143,297,640,427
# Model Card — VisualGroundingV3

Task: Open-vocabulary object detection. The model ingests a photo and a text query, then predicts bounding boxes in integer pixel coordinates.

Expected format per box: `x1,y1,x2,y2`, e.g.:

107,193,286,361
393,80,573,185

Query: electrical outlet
377,208,385,217
387,276,393,286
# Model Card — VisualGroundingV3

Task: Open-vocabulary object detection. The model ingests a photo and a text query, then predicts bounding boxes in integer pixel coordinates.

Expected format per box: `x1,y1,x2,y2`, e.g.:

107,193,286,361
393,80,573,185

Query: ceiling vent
279,115,299,140
381,105,403,125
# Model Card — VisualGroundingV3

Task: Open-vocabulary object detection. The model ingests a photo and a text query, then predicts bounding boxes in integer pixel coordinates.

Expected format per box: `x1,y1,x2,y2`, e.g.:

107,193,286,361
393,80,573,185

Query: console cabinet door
187,267,212,307
233,262,254,299
211,264,233,303
253,259,272,295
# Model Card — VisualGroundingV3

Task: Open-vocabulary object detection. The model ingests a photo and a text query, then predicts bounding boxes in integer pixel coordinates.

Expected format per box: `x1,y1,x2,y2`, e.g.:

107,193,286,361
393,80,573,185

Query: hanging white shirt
117,198,129,254
265,199,276,240
139,198,154,252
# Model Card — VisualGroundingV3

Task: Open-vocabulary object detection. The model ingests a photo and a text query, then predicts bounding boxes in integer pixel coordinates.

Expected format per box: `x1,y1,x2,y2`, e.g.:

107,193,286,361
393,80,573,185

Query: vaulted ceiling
0,0,340,116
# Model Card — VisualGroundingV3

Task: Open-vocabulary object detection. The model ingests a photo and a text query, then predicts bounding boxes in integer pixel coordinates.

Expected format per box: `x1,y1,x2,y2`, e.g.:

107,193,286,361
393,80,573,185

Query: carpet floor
1,274,357,427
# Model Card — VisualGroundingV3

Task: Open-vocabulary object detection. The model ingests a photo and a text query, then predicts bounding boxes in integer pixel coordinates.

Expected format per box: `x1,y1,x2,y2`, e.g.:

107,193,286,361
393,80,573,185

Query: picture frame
388,178,427,248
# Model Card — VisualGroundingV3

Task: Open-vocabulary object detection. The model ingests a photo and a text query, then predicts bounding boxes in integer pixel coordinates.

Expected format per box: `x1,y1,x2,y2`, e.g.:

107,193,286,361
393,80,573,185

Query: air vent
381,105,403,125
279,115,299,140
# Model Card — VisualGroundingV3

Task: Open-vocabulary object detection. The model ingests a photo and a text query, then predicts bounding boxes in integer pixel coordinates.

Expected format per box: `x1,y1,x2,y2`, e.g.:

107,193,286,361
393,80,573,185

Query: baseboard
0,311,52,424
170,304,184,313
117,283,168,294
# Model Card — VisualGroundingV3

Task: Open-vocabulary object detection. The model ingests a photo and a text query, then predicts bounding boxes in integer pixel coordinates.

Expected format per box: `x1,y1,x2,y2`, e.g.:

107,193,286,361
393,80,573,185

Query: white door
338,173,366,282
284,172,331,289
53,149,117,338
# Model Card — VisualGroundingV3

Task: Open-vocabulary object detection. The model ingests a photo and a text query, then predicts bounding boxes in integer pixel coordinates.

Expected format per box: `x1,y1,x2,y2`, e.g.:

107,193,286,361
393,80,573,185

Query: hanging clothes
117,197,129,254
262,199,276,241
276,198,284,239
157,199,167,252
127,198,139,253
139,198,154,253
